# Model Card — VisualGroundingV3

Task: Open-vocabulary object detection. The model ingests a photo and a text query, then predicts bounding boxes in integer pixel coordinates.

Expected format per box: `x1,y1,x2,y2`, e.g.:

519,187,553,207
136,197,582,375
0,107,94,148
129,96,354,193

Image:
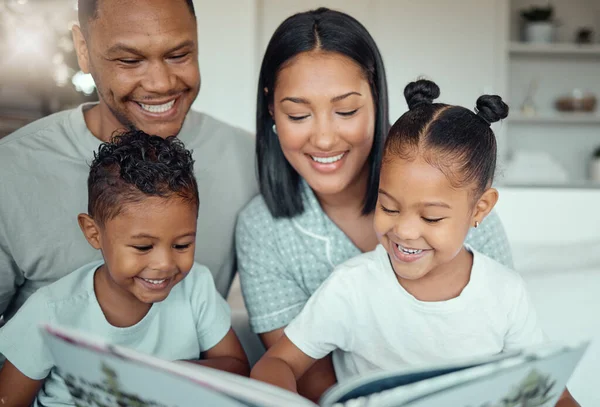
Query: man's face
78,0,200,137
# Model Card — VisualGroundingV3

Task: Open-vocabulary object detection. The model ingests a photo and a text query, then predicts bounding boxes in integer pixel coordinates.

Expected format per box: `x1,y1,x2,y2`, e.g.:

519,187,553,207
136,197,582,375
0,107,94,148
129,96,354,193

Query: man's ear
78,214,102,250
71,24,91,74
472,187,499,228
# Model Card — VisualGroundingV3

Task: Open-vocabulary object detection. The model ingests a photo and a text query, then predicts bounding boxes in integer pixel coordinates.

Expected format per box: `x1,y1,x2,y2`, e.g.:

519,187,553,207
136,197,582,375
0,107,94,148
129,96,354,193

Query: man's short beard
106,101,138,132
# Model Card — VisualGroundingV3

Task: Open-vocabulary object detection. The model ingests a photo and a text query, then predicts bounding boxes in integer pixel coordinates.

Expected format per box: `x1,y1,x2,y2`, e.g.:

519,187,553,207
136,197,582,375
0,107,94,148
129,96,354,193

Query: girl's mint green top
236,181,513,334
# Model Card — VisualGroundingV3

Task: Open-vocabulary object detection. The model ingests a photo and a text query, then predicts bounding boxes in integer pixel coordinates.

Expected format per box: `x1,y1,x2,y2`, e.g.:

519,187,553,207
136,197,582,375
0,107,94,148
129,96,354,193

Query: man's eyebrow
164,40,196,54
106,43,144,56
106,40,195,56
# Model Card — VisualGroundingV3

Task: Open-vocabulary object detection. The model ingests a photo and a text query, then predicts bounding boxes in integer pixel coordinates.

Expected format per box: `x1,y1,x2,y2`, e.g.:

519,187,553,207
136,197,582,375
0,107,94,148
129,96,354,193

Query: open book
42,324,587,407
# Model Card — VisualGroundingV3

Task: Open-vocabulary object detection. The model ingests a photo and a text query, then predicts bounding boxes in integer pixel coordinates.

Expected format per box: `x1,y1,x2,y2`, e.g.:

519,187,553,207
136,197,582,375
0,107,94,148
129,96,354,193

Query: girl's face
272,51,376,198
373,154,494,282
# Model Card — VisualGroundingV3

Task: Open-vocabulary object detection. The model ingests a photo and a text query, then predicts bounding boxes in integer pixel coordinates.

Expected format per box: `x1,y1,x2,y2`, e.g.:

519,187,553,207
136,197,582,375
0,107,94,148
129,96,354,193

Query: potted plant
520,5,555,43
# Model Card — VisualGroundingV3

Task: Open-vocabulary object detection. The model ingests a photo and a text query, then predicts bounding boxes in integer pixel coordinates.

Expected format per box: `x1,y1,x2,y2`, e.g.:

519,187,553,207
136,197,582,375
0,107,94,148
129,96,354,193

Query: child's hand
191,328,250,376
555,389,580,407
0,360,44,406
250,334,316,393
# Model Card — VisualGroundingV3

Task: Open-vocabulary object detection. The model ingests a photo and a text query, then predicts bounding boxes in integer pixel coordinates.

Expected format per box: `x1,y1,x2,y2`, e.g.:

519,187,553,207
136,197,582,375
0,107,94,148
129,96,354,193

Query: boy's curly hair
87,130,199,225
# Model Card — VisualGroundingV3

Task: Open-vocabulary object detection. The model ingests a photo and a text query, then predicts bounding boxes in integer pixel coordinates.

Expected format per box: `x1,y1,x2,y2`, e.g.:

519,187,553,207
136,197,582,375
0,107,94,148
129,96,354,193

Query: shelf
508,113,600,124
499,181,600,190
508,42,600,57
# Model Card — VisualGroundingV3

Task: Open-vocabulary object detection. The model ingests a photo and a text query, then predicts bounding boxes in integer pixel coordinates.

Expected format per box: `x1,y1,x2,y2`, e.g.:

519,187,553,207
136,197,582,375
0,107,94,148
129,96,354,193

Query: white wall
192,0,259,133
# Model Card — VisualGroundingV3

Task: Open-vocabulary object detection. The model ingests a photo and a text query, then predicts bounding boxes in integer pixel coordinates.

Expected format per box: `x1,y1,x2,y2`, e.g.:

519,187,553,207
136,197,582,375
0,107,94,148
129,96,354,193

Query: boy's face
373,155,482,283
85,196,197,305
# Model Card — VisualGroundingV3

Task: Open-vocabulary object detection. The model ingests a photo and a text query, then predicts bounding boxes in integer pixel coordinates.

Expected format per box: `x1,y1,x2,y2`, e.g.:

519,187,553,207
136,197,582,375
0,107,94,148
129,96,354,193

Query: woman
236,7,513,401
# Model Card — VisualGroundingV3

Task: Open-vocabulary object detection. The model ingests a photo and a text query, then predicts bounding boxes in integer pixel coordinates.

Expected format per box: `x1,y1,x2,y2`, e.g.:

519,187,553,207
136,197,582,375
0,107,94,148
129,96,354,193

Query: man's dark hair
78,0,196,33
256,7,389,218
87,130,199,225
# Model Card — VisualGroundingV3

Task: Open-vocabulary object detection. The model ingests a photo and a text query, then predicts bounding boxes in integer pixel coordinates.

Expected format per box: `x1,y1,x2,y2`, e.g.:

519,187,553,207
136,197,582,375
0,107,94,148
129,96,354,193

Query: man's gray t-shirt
0,104,257,323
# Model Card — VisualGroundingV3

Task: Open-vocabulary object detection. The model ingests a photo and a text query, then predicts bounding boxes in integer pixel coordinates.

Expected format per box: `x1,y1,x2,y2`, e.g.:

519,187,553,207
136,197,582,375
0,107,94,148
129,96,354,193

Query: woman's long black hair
256,7,389,218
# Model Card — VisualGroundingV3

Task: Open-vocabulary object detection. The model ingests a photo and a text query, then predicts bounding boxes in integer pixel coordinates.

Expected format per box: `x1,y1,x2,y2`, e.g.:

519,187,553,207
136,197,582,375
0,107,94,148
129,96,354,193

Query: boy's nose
151,251,177,274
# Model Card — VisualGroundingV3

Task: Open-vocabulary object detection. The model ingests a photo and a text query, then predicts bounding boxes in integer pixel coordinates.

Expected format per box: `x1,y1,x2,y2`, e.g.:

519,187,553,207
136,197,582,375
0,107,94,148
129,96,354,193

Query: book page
42,324,316,407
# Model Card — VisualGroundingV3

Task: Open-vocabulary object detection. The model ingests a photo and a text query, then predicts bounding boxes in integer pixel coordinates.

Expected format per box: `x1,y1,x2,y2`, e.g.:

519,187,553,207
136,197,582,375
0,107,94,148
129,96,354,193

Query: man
0,0,257,325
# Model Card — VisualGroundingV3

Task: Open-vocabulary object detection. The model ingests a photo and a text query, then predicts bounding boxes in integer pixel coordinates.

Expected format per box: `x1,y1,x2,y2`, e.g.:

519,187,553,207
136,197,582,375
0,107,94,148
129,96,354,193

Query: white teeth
397,244,423,255
139,100,175,113
142,278,166,285
311,152,345,164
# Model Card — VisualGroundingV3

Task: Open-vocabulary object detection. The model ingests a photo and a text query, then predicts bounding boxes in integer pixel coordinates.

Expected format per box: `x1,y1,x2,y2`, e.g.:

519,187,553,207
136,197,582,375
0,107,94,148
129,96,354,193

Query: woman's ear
472,188,499,227
78,214,102,250
264,87,275,118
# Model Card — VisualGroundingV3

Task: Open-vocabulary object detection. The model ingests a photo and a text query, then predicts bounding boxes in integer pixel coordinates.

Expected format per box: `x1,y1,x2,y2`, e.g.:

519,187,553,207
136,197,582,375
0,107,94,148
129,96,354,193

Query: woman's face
272,51,376,198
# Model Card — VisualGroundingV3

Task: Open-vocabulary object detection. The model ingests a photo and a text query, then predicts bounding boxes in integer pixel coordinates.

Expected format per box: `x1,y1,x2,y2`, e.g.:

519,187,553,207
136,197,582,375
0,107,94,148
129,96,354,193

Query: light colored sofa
228,186,599,405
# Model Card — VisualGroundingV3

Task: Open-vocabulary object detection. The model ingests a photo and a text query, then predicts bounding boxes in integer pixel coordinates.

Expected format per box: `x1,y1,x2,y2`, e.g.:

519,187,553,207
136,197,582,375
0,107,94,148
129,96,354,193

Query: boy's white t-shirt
285,245,545,383
0,261,231,407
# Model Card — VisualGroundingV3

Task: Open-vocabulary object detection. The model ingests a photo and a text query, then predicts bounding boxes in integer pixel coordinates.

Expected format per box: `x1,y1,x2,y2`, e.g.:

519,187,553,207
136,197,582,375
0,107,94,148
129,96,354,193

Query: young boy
0,131,249,406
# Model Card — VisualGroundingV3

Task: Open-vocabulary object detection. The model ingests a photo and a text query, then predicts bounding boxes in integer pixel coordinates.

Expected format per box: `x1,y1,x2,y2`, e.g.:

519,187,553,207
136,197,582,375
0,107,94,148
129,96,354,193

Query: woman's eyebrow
280,91,362,104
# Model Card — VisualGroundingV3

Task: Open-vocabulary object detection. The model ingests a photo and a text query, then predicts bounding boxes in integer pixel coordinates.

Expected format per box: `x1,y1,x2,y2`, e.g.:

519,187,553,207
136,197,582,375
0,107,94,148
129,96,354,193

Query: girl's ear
472,188,499,227
78,214,102,250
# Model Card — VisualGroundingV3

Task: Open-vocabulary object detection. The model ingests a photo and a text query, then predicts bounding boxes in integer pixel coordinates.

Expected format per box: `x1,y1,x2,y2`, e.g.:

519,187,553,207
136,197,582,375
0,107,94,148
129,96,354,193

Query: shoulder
10,261,99,321
181,262,214,286
236,194,294,242
328,246,386,284
0,109,75,151
473,250,526,293
238,195,275,228
38,261,100,309
176,262,220,298
236,194,306,247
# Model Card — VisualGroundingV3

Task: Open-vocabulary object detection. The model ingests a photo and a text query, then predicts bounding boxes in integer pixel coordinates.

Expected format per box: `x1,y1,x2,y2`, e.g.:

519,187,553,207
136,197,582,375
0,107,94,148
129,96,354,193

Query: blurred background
1,0,600,187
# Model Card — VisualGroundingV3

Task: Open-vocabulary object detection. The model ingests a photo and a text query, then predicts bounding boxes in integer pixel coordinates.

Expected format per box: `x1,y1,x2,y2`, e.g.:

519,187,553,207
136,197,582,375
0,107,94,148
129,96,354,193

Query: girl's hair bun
475,95,509,125
404,79,440,110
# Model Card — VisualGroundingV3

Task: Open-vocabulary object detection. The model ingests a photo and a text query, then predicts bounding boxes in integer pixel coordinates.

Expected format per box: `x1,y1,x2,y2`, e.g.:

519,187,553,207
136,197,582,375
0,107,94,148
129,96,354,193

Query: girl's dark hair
88,130,199,225
256,7,389,218
385,79,508,196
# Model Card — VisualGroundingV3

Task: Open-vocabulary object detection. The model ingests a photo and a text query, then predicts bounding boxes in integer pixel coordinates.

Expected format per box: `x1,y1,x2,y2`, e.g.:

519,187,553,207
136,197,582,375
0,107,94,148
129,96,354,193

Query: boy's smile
86,195,198,325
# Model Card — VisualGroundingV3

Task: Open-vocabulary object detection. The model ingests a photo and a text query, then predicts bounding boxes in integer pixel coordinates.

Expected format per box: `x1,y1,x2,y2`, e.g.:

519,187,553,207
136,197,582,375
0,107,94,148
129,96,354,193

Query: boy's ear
78,214,102,250
472,187,499,227
71,24,91,74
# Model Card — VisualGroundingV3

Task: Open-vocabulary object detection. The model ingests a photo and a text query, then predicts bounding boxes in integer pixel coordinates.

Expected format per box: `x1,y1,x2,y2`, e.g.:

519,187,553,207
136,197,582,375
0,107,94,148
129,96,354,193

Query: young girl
250,80,579,407
0,131,249,406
